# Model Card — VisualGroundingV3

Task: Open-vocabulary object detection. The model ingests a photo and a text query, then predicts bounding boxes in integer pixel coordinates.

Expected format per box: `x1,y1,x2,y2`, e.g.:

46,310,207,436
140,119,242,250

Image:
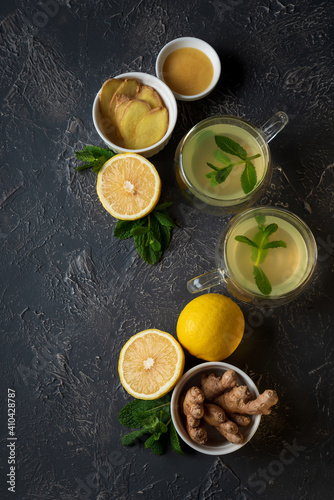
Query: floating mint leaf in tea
213,149,231,165
215,135,247,159
253,265,272,295
235,218,287,295
206,135,261,194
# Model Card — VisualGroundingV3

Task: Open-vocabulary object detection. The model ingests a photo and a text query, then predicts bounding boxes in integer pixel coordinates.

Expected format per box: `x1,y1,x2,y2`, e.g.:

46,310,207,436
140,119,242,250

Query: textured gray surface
1,0,334,498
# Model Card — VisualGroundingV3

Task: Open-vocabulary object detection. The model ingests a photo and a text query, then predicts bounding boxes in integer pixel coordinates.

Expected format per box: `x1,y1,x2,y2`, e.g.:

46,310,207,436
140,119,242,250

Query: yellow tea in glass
175,114,288,215
187,207,317,307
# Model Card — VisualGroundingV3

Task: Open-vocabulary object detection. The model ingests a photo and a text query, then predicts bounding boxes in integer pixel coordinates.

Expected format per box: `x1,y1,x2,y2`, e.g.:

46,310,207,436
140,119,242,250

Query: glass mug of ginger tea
187,206,318,307
175,113,288,215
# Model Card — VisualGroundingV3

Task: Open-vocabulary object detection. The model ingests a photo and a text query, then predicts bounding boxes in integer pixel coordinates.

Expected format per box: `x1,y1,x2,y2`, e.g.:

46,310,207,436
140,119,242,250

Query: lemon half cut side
118,329,185,400
96,153,161,220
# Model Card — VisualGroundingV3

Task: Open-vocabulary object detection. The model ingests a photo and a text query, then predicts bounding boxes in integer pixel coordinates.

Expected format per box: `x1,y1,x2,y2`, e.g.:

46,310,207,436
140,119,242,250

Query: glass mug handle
258,111,289,143
187,269,225,293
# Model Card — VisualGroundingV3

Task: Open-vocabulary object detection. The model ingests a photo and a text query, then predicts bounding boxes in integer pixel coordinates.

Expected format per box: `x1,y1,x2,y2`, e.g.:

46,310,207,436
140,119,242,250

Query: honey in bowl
162,47,214,96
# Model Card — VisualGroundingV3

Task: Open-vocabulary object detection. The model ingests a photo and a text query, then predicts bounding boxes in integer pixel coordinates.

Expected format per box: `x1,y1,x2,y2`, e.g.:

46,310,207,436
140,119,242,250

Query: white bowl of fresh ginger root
171,362,278,455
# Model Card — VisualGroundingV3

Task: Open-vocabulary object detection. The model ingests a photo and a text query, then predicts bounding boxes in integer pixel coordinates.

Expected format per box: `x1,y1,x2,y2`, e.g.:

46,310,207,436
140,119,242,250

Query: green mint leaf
241,160,257,194
119,396,171,428
154,202,173,211
144,434,167,455
205,171,217,179
75,163,95,171
152,420,168,435
235,235,259,248
118,399,160,428
134,408,170,428
113,219,145,240
133,233,161,264
130,226,150,237
251,228,269,264
91,156,110,174
169,421,185,455
214,149,232,165
150,213,161,239
75,152,96,162
211,179,219,186
141,415,160,431
262,223,278,239
255,215,266,227
114,203,176,265
144,215,162,255
207,163,233,186
159,225,172,253
215,135,247,160
263,240,287,249
253,265,272,295
149,235,161,252
152,211,177,228
121,428,148,446
215,164,233,184
133,395,171,416
74,145,115,173
207,162,220,172
77,145,115,160
252,224,278,263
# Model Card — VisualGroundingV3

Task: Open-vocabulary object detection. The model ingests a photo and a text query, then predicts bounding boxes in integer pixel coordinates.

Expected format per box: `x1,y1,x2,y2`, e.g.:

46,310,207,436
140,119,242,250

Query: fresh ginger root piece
203,403,227,426
201,370,239,400
187,422,207,444
214,386,278,416
228,413,252,427
183,386,208,444
240,390,278,415
183,386,205,424
219,426,244,444
203,404,244,444
213,385,251,412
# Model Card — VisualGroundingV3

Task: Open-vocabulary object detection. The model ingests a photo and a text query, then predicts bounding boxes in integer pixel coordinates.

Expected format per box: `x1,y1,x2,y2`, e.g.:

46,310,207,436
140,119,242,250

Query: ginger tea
180,121,267,205
224,210,315,297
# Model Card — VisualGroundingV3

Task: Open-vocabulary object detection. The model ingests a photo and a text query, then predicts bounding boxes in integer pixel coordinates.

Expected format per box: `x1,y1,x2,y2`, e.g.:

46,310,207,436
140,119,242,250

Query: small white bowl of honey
155,37,221,101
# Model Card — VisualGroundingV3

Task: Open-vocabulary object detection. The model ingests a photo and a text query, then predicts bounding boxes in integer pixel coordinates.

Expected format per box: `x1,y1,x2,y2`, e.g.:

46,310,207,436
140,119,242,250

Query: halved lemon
118,329,185,400
96,153,161,220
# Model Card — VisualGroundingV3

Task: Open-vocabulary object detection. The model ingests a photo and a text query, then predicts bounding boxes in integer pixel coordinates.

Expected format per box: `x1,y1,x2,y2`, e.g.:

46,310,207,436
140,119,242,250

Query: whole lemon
176,293,245,361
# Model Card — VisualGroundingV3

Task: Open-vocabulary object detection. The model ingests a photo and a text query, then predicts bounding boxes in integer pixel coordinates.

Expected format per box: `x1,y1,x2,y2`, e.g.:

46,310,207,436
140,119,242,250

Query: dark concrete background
1,0,333,498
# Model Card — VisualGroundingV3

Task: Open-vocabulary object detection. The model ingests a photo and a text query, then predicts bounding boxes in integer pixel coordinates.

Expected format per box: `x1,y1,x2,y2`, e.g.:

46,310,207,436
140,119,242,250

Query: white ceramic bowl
155,37,221,101
171,362,261,455
92,72,178,158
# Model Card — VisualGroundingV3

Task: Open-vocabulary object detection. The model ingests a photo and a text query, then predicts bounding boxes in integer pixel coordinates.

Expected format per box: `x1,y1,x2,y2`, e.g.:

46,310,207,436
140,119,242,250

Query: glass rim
222,206,318,300
179,115,271,206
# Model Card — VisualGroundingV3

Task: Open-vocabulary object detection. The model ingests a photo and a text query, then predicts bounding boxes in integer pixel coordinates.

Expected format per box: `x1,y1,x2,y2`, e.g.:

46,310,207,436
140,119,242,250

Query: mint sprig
75,145,115,173
113,203,177,265
206,136,261,194
118,393,184,455
235,218,287,295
